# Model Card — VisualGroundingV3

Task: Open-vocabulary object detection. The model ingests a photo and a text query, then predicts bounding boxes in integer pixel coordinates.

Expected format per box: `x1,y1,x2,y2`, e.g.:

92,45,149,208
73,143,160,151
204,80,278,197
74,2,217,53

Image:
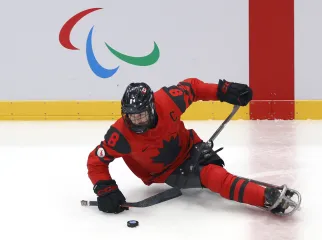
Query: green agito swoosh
105,41,160,66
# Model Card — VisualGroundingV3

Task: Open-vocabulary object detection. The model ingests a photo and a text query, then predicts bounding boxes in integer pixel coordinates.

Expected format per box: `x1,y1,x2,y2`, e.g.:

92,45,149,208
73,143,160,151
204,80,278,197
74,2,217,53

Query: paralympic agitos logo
59,8,160,79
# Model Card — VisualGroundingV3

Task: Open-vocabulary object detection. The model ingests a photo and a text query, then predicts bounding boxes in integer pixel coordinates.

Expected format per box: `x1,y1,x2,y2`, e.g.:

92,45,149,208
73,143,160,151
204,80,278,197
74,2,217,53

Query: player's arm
162,78,252,115
87,126,131,214
180,77,252,106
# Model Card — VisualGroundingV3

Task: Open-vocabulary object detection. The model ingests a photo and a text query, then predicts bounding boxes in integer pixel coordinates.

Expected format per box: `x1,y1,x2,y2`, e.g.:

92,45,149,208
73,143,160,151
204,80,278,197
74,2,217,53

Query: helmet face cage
121,83,156,133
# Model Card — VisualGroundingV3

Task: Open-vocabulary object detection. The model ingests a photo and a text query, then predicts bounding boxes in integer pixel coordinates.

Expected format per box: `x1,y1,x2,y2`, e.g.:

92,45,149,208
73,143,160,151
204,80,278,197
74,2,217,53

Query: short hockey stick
81,187,182,208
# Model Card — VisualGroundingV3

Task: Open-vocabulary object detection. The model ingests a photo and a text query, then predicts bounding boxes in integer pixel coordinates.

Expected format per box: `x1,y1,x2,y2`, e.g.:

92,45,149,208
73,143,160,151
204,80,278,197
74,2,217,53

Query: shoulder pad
104,126,131,154
162,86,187,113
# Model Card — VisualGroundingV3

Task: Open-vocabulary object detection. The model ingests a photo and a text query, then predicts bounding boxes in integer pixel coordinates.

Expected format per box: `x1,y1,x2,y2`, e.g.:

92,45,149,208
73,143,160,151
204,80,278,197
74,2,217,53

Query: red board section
250,101,294,120
249,0,294,119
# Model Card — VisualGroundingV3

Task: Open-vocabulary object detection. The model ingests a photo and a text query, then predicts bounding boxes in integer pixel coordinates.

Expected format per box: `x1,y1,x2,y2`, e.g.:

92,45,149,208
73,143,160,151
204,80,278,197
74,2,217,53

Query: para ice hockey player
87,78,301,216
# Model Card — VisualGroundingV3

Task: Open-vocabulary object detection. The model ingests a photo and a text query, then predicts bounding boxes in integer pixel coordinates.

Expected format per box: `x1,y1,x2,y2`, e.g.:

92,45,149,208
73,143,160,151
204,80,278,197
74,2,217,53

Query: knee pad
165,172,203,189
165,145,225,189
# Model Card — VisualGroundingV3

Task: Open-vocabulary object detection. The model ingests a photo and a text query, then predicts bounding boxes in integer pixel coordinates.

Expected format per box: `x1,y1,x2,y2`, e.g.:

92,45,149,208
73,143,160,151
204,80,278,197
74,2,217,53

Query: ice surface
0,120,321,240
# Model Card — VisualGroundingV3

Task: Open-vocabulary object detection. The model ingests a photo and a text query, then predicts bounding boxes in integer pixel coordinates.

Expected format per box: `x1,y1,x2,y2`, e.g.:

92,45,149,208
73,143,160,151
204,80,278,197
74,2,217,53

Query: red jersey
87,78,219,186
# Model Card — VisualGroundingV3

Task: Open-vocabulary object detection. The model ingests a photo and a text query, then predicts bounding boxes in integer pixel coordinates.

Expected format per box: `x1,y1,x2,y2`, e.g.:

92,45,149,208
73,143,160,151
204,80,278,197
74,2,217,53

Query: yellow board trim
295,100,322,120
1,100,322,120
0,101,250,120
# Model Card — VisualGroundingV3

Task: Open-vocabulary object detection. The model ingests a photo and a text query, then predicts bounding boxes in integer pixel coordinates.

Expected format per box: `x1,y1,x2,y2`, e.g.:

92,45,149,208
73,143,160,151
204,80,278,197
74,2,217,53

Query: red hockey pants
200,164,265,207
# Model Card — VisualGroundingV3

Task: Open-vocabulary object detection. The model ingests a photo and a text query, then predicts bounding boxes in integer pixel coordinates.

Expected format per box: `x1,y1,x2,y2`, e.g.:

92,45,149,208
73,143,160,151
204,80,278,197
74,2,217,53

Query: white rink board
0,0,248,100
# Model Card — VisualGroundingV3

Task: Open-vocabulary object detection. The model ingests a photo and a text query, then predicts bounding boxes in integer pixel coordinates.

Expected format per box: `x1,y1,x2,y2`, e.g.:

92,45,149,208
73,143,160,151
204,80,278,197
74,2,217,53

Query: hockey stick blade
81,187,182,208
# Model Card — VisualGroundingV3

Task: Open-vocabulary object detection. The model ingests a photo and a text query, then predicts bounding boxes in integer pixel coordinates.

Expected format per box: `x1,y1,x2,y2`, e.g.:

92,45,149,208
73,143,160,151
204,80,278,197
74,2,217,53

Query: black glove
217,79,253,106
93,180,128,214
198,142,225,167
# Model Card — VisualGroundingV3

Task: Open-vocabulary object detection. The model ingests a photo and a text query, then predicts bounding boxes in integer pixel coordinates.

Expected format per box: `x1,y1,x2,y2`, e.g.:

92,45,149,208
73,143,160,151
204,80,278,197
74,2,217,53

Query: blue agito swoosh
86,26,119,78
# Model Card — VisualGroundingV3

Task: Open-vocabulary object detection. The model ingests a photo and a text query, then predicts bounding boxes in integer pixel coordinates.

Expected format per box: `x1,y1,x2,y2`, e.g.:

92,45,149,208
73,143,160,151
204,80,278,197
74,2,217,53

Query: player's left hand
197,142,225,167
217,79,253,106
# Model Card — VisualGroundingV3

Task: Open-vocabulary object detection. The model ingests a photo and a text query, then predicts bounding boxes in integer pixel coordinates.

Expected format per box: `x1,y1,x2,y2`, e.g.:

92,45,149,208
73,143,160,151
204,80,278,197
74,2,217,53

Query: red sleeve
160,78,219,115
87,124,131,185
180,78,219,101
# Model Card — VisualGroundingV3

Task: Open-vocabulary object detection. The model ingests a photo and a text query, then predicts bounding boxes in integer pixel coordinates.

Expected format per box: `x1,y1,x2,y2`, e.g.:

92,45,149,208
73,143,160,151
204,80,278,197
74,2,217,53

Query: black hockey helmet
121,82,157,133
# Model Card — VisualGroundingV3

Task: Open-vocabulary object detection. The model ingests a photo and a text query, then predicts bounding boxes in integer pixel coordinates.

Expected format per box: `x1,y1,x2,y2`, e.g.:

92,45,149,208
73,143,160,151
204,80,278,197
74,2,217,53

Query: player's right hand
93,180,128,214
217,79,253,106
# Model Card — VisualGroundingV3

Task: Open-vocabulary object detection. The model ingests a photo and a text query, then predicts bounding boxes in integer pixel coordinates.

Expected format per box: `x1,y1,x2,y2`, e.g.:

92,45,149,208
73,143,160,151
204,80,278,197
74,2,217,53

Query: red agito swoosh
59,8,102,50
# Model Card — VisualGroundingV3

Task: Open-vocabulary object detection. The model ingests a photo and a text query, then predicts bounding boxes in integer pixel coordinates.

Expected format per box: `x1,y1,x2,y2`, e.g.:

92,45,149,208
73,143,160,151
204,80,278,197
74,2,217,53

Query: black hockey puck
127,220,139,228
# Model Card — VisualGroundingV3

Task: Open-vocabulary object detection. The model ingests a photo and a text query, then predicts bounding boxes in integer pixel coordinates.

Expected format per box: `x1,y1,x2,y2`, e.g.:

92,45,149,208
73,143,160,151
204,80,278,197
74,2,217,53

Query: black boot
264,187,293,214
